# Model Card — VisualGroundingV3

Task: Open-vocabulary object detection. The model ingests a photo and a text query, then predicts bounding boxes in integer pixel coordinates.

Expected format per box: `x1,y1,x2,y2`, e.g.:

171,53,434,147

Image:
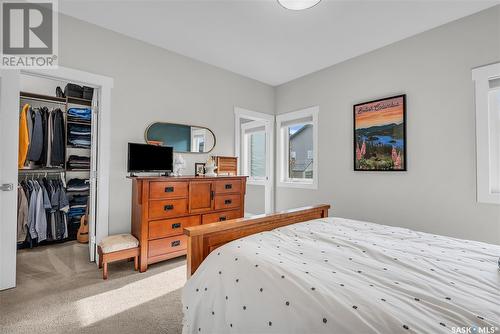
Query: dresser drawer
148,235,187,258
148,198,188,219
149,215,200,239
149,181,188,199
214,194,241,210
214,179,241,194
202,209,241,224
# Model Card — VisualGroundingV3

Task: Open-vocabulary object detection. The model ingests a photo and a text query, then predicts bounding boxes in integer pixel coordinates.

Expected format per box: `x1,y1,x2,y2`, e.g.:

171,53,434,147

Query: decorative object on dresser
172,154,186,176
214,156,237,176
194,163,205,176
129,175,247,272
354,94,407,171
204,157,218,177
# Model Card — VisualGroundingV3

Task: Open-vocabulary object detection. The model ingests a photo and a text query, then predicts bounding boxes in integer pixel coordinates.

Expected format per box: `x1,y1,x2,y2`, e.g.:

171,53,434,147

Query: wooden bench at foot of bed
183,204,330,277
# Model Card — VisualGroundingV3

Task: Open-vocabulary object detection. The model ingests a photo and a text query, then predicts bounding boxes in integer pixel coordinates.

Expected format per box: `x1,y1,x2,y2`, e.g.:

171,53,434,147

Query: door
0,70,20,290
189,181,213,213
234,108,275,215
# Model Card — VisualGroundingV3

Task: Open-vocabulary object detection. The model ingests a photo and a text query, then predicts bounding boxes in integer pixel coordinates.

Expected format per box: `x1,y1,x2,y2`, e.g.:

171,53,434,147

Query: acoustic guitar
77,204,89,243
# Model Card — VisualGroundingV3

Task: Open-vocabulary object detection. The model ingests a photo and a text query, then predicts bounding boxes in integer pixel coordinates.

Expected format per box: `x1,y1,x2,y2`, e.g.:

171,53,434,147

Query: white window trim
276,106,319,190
241,121,267,183
472,62,500,204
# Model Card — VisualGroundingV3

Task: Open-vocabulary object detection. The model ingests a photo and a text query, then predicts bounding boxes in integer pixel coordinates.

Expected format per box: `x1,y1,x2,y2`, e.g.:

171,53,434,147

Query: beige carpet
0,242,186,334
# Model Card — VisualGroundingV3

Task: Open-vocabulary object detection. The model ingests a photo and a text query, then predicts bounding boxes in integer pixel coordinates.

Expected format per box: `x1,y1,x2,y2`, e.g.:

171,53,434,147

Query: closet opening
16,73,99,270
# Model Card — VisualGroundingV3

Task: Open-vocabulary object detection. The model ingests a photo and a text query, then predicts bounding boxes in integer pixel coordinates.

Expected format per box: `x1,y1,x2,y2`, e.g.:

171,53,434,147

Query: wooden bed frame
183,204,330,277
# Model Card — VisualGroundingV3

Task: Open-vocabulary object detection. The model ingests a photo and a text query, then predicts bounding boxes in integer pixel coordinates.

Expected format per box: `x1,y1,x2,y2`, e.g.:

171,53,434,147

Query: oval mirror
145,122,216,153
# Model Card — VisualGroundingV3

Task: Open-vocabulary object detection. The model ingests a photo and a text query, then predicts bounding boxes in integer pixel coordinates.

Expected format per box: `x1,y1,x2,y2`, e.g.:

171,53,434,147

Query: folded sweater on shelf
66,178,90,192
67,108,92,121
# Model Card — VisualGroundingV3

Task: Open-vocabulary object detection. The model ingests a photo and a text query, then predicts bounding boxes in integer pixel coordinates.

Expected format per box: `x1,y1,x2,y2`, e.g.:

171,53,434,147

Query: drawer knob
171,240,181,247
224,199,232,205
172,223,181,229
164,204,174,211
165,186,174,193
225,184,232,189
219,216,227,221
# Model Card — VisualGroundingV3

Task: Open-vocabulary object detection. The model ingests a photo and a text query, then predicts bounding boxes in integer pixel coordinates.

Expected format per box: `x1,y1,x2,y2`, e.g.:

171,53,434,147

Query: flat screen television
127,143,173,173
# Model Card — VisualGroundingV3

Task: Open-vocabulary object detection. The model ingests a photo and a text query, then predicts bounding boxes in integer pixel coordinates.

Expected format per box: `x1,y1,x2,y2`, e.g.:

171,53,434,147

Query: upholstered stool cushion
98,234,139,253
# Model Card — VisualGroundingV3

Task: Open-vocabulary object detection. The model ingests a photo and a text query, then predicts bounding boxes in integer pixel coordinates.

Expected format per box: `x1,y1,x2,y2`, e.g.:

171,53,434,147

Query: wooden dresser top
127,175,248,181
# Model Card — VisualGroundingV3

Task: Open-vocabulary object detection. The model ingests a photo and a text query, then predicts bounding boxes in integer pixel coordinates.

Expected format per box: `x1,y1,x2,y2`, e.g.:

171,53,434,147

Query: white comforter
182,217,500,333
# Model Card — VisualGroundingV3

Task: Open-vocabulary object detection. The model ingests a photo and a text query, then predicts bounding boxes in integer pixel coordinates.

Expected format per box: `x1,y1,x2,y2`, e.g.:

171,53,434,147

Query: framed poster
353,94,406,171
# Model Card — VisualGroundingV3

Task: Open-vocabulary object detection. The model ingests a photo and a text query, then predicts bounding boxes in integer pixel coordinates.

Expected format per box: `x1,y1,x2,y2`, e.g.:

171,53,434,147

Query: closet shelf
66,168,91,172
66,96,92,107
19,168,65,173
20,91,92,107
67,145,91,150
67,119,91,126
20,91,66,105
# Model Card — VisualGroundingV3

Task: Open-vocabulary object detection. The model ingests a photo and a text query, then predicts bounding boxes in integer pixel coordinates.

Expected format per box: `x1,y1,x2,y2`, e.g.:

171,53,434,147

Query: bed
182,205,500,333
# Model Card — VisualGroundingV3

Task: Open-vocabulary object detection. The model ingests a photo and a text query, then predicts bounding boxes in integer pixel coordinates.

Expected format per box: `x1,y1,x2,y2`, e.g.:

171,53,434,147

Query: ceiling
59,0,499,86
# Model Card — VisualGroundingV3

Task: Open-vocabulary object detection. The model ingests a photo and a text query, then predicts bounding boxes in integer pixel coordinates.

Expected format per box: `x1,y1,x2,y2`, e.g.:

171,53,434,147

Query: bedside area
129,175,247,272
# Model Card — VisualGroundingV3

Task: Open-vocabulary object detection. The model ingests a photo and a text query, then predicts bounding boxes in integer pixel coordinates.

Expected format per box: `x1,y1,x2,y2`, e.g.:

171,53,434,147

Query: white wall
245,185,265,215
57,14,274,234
275,6,500,244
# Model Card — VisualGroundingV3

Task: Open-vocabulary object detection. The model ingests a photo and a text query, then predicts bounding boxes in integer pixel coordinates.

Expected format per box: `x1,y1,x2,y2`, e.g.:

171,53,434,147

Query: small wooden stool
97,234,140,280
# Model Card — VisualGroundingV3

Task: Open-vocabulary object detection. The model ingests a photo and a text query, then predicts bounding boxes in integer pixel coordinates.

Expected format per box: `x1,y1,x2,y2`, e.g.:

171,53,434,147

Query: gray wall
275,6,500,244
57,14,274,234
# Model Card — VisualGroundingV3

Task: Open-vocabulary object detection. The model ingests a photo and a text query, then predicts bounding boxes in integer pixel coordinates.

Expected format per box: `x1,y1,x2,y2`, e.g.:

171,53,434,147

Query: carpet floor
0,242,186,334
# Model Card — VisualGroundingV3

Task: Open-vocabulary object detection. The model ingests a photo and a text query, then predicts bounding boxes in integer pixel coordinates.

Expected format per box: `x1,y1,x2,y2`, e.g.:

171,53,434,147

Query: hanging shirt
34,181,48,242
26,108,44,162
46,110,53,167
39,107,49,165
51,109,65,166
17,186,29,242
18,104,30,168
27,180,38,239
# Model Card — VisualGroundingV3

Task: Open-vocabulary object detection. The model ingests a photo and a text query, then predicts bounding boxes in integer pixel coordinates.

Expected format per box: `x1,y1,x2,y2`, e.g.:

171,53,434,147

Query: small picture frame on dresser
195,163,205,176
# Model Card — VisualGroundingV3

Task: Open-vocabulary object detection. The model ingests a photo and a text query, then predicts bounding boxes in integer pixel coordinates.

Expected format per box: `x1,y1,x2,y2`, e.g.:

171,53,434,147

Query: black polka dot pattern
183,217,497,333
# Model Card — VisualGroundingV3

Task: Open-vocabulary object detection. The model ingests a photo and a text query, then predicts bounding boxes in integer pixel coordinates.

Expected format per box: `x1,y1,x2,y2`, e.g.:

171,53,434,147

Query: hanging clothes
17,185,29,242
18,104,30,168
51,109,65,166
18,176,70,246
39,107,49,166
46,111,53,167
26,108,44,162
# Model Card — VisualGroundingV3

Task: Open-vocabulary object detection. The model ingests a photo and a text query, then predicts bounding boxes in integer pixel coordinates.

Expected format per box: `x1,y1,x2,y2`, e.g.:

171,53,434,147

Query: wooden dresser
129,175,247,272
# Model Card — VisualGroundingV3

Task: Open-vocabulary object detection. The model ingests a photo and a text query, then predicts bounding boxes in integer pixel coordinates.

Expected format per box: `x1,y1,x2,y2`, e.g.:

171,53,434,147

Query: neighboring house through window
277,106,318,189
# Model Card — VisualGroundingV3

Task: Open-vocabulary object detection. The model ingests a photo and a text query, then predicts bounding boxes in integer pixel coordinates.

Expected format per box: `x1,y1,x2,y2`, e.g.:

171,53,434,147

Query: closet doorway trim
20,66,113,264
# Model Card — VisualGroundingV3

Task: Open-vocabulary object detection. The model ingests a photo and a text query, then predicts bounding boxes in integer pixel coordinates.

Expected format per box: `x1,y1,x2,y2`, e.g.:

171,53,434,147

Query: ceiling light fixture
277,0,321,10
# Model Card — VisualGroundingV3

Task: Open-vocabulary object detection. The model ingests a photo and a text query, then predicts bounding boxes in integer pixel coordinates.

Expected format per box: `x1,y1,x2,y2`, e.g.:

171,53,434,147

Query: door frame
0,66,113,290
234,107,274,214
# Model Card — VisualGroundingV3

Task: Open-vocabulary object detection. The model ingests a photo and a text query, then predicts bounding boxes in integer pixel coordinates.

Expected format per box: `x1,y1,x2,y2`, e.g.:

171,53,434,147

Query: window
241,121,267,181
276,106,318,189
472,63,500,204
190,128,206,153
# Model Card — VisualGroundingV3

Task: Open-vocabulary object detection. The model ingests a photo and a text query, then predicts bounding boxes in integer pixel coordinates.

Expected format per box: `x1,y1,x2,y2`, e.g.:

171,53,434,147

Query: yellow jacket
18,104,30,168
